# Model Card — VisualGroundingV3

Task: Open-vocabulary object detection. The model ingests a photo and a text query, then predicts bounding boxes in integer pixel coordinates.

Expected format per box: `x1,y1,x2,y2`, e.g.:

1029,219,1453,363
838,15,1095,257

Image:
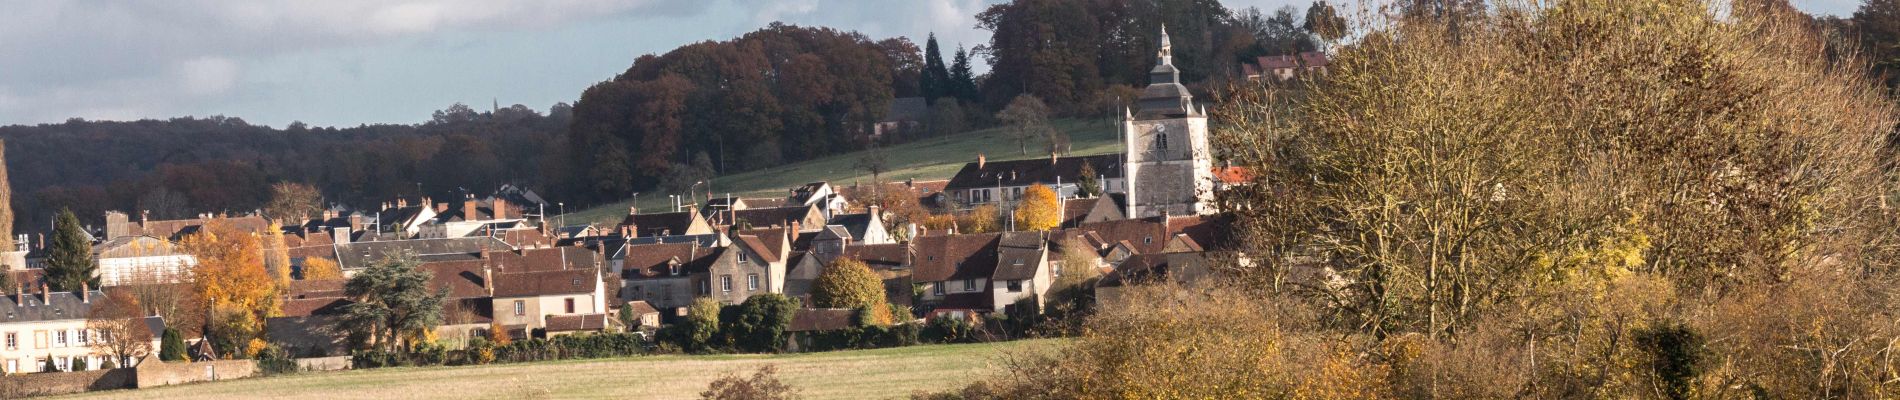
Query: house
821,207,893,247
698,234,789,305
92,235,195,286
873,97,928,138
102,211,271,241
621,300,661,330
617,208,716,238
787,182,849,219
1241,52,1330,81
618,242,714,312
0,289,164,374
943,154,1125,209
989,232,1053,315
491,267,609,337
911,233,1000,320
723,205,826,232
371,198,440,239
785,242,913,307
1060,194,1128,228
330,236,513,272
1094,251,1219,306
419,195,527,239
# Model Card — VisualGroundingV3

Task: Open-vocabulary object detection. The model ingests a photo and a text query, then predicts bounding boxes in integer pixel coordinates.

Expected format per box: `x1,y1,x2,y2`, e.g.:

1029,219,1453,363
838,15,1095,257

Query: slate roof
618,210,704,237
945,154,1123,191
419,260,492,299
286,279,348,299
134,215,273,241
281,297,352,317
485,247,602,274
492,268,598,298
991,232,1047,281
0,291,101,323
828,213,876,241
735,234,780,263
619,243,700,279
333,237,512,269
544,313,611,332
492,184,549,208
912,233,1000,282
728,206,817,230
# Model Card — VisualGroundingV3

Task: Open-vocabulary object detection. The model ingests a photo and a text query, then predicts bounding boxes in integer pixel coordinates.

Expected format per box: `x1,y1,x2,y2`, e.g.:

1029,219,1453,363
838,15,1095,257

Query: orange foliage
180,219,280,320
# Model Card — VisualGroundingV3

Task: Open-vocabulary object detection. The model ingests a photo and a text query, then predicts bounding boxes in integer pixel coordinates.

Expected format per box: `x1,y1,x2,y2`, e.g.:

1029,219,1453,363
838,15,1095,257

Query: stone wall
294,356,352,372
132,358,256,388
0,368,136,398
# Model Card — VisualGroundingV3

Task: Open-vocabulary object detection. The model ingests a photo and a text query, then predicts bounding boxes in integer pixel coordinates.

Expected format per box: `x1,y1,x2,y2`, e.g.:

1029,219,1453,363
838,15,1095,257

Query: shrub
922,317,975,344
701,365,798,400
721,294,798,353
255,343,299,375
159,328,187,361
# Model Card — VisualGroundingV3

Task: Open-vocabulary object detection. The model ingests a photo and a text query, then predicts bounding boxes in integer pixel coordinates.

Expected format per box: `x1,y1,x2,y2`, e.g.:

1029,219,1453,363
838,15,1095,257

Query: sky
0,0,1864,128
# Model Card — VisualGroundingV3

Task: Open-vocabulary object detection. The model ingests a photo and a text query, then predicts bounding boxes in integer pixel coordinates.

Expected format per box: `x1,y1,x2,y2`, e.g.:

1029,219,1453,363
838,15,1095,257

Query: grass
59,339,1065,400
565,118,1124,226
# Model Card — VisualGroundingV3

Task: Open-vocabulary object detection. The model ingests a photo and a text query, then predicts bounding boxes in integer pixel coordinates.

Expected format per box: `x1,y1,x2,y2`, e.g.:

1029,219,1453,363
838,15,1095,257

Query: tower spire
1157,24,1173,66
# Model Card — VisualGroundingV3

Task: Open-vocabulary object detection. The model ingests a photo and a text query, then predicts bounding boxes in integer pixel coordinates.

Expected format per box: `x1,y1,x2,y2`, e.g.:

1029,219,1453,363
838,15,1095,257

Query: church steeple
1138,26,1191,118
1157,24,1173,66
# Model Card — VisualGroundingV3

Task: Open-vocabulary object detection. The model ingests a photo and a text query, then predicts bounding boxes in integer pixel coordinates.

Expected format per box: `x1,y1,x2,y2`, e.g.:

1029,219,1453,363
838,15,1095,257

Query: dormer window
669,263,680,276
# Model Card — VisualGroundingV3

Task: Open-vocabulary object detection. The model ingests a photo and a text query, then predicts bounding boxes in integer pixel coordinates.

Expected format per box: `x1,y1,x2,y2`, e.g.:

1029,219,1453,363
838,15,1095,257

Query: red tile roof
620,243,699,279
912,233,1000,282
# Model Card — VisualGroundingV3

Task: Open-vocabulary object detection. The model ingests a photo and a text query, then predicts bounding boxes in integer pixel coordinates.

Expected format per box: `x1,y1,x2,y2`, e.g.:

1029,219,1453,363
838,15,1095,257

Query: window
932,283,944,296
564,298,576,314
54,357,67,372
513,300,526,317
739,253,749,266
721,275,733,292
74,329,86,346
747,274,759,291
4,332,13,350
669,263,680,275
1155,128,1169,150
54,330,66,348
1007,280,1023,293
5,359,15,374
962,279,977,292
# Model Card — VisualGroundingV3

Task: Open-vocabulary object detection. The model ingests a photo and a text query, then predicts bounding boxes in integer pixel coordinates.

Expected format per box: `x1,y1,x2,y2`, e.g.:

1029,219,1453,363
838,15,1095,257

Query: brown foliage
87,290,154,367
701,365,799,400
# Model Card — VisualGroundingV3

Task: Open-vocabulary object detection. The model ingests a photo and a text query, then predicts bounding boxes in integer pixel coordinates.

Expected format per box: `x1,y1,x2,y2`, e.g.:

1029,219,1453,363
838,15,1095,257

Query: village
0,28,1287,397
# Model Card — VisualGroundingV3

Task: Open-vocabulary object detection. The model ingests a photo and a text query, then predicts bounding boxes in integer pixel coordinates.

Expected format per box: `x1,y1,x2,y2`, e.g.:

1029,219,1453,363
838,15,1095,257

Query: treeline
0,104,571,232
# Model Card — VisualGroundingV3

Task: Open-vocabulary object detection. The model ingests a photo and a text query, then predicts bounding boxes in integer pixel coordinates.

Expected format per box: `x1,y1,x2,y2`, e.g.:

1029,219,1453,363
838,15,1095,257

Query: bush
701,365,798,400
159,328,188,361
922,317,975,344
255,343,299,375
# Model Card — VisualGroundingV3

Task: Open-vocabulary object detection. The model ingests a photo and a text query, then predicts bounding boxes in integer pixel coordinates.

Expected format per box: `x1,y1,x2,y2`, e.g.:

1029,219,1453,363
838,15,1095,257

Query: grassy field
59,340,1063,400
565,118,1123,226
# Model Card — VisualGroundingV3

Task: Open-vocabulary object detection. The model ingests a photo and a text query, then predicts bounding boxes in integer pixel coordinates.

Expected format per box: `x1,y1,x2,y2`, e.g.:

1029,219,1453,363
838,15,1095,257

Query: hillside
59,340,1061,400
565,119,1124,226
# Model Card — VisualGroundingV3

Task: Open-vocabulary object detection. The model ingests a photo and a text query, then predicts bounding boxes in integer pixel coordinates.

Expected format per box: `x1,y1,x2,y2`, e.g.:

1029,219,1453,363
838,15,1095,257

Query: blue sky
0,0,1863,128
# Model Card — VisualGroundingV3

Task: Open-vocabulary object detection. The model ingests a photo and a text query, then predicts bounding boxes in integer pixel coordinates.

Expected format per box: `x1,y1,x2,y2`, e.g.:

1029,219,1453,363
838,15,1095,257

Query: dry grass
57,340,1062,400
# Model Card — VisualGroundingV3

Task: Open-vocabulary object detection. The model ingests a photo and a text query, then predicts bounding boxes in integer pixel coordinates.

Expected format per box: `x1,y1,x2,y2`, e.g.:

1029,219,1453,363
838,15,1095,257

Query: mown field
565,118,1123,226
57,339,1062,400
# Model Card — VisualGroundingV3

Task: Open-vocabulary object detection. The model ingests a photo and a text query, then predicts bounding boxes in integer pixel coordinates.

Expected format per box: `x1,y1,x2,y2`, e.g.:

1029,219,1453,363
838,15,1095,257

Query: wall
294,356,352,372
133,359,256,388
0,368,135,398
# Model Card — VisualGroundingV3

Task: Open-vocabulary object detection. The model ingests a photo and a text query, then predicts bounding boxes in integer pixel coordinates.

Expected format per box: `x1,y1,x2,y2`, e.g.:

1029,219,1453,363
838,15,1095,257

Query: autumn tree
262,182,322,224
87,290,154,367
1304,1,1348,44
300,257,344,280
340,254,447,353
260,223,291,287
811,257,891,325
180,219,278,357
1014,184,1061,231
997,95,1057,155
960,205,1000,234
1853,0,1900,89
669,298,725,353
44,208,94,291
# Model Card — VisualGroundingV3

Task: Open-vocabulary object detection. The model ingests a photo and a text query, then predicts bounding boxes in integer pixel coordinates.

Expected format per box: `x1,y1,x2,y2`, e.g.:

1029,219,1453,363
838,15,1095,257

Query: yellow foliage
301,257,344,280
488,322,512,346
180,219,280,322
960,205,999,234
244,338,269,359
1013,184,1061,231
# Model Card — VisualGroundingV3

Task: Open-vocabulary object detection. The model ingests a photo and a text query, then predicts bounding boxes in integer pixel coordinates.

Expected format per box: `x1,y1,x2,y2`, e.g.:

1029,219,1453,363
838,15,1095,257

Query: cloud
0,0,705,125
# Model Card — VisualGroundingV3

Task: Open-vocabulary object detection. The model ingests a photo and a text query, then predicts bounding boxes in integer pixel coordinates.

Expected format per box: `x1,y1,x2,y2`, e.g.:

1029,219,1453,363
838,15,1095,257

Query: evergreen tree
42,356,56,372
719,293,797,353
160,327,188,361
921,33,951,102
45,208,94,291
949,46,980,103
1076,162,1102,198
340,254,448,353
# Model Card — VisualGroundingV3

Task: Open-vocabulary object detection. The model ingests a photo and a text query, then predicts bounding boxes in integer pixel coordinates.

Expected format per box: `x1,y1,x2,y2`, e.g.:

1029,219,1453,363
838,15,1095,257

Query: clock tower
1122,26,1216,218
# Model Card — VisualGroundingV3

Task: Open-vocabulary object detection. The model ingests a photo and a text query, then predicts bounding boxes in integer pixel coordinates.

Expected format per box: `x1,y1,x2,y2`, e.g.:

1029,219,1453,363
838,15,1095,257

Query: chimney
1051,153,1059,164
436,203,448,214
977,153,986,169
397,198,408,208
482,253,495,297
493,198,509,220
39,282,48,303
464,198,479,220
80,282,88,303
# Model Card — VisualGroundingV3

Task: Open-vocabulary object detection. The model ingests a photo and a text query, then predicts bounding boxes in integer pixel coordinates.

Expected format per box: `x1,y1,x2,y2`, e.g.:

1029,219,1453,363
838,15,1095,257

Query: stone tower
1122,26,1216,218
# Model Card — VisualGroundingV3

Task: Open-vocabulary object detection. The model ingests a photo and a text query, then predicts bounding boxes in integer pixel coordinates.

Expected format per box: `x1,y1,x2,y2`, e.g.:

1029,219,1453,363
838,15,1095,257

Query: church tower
1122,26,1216,218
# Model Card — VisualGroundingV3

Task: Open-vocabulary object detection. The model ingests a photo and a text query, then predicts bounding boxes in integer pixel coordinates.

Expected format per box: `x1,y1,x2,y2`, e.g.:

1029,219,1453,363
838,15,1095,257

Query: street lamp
688,181,705,206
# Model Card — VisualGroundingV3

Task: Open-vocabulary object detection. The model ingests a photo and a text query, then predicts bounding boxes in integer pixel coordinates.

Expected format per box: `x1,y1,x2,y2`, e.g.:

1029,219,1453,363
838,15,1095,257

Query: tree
87,290,154,367
961,205,1000,234
700,365,799,400
948,46,980,103
1014,184,1062,231
0,139,14,254
811,258,891,325
261,223,291,287
41,356,56,373
159,327,187,361
1853,0,1900,89
301,257,343,280
180,219,277,357
927,99,967,138
340,253,447,353
1303,1,1348,44
44,208,94,291
136,188,192,220
997,95,1056,155
1076,162,1101,198
855,145,889,189
0,263,13,296
720,293,798,353
921,33,951,102
674,298,724,352
262,182,321,223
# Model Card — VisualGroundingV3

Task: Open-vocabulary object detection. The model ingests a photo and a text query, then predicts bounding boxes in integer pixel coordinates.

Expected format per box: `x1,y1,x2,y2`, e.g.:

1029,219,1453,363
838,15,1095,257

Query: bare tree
88,290,154,367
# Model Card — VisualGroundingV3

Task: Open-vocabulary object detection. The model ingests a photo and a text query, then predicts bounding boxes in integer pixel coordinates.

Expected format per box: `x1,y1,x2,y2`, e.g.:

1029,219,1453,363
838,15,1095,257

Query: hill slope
565,119,1123,226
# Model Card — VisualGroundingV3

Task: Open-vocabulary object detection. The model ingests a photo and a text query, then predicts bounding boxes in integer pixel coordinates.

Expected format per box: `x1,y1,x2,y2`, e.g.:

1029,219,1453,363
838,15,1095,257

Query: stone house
491,268,609,337
1,289,164,374
944,154,1125,210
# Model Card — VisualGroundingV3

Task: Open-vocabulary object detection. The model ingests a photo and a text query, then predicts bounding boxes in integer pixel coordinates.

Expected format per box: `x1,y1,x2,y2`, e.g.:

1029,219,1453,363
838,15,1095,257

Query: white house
93,236,196,287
